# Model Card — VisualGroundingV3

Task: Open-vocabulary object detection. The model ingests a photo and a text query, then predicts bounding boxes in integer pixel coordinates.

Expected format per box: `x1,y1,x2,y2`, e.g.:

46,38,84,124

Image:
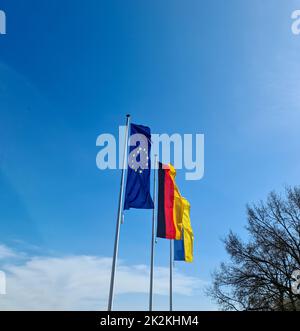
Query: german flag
157,162,183,240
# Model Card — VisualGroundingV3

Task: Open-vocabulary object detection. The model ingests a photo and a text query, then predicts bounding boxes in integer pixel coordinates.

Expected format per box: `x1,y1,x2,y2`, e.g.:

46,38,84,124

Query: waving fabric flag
124,123,154,210
157,163,183,239
174,198,194,262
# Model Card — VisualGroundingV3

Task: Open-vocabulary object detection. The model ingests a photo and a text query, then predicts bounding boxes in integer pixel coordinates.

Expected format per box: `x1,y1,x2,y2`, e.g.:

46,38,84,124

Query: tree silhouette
209,187,300,311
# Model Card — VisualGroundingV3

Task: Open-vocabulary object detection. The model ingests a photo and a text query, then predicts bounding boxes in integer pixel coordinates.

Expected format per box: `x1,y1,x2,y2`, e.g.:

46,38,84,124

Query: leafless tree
208,187,300,311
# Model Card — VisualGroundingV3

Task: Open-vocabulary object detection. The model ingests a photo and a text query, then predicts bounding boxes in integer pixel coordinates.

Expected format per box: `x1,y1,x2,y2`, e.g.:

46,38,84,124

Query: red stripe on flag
164,168,176,239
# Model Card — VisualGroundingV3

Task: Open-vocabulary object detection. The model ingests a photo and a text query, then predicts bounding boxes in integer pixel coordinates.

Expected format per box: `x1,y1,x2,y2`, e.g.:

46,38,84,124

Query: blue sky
1,0,300,310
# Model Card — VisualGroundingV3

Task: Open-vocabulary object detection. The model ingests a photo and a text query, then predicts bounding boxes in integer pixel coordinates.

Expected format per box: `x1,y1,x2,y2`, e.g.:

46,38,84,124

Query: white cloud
0,245,17,260
0,245,206,310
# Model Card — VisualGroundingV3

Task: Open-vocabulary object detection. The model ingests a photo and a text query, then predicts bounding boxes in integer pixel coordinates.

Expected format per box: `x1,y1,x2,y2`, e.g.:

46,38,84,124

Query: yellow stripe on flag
182,198,194,262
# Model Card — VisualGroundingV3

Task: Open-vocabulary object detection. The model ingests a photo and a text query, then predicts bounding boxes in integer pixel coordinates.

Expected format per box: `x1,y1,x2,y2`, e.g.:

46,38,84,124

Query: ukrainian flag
174,198,194,262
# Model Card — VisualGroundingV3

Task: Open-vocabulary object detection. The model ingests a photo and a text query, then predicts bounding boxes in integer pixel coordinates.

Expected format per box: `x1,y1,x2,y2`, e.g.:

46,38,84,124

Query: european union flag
124,123,154,210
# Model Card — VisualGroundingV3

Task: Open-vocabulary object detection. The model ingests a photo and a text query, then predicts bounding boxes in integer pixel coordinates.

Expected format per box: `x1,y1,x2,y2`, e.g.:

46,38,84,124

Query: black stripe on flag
157,162,166,238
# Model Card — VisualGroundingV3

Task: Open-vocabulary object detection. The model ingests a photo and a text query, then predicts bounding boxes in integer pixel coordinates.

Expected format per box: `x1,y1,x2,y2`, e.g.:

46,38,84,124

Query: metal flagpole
149,154,158,311
107,114,131,311
170,239,173,311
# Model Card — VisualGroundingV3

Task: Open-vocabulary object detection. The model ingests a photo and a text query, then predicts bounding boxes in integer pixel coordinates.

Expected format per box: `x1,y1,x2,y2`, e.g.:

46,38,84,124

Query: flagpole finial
126,114,130,118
